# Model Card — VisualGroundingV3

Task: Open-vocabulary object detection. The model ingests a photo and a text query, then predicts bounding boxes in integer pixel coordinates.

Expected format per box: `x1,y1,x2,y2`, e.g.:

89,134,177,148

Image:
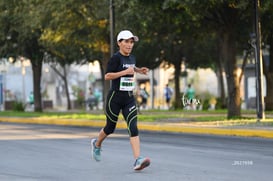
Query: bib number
120,77,135,91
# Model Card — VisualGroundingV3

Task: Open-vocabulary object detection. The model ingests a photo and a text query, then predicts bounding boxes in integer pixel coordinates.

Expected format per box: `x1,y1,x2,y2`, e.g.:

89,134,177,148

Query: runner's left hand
140,67,149,75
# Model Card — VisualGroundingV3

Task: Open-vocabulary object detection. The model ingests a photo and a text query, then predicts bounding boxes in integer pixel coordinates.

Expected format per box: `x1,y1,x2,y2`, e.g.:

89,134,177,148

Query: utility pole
254,0,265,121
109,0,115,56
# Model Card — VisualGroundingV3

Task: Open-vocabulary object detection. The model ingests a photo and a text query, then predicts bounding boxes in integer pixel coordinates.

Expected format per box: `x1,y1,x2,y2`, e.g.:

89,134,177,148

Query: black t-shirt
106,51,136,91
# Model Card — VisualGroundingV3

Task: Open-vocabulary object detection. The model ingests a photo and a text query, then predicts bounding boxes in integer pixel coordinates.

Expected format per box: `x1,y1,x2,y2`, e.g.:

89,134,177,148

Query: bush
202,99,210,110
12,101,25,112
72,86,85,105
216,98,222,109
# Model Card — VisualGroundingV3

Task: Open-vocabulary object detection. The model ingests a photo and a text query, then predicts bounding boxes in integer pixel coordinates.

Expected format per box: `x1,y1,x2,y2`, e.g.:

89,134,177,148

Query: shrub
202,99,210,110
12,101,25,112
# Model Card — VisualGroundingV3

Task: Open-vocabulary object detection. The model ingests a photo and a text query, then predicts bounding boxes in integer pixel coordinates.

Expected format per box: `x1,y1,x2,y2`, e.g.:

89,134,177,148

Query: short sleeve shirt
106,52,136,91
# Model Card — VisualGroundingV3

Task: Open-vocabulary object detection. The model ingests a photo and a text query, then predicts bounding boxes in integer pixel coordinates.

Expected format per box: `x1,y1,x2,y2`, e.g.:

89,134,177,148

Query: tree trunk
25,37,43,112
31,59,43,112
226,68,241,118
217,54,226,108
62,66,71,110
173,59,182,109
221,32,241,118
102,52,110,107
264,33,273,111
264,73,273,111
50,64,71,110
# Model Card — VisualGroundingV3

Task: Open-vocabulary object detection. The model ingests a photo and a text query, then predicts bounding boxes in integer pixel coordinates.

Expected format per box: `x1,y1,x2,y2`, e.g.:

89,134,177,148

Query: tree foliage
0,0,45,111
0,0,272,115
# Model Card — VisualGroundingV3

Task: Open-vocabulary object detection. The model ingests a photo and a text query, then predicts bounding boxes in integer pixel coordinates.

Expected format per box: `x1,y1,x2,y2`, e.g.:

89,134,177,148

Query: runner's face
118,38,134,56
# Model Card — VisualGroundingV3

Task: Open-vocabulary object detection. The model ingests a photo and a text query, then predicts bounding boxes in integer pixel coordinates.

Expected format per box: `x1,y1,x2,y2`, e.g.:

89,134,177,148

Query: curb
1,117,273,139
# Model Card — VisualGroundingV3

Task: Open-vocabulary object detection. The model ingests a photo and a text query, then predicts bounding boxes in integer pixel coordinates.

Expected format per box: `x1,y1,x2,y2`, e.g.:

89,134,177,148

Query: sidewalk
1,116,273,139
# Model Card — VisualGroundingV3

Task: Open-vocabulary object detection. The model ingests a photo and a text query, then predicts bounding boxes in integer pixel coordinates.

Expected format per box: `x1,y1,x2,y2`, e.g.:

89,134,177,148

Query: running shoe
133,156,150,170
91,138,101,161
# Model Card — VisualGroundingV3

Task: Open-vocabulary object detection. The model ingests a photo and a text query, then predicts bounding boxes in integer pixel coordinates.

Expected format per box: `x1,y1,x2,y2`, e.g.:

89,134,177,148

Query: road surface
0,122,272,181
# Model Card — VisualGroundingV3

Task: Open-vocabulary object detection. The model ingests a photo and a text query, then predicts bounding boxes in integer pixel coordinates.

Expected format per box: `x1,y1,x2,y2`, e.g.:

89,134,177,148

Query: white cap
117,30,139,42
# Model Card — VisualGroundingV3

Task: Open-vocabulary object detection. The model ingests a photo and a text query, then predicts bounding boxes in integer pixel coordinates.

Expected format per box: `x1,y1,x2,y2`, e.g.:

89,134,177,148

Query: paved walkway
1,116,273,139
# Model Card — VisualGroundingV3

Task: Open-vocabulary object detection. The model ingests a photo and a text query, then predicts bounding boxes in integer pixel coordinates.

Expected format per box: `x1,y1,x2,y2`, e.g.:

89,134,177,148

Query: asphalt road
0,122,272,181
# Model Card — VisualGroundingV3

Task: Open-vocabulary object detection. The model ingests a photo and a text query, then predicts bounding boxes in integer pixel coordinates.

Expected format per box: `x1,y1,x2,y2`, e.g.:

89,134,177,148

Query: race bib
120,77,135,91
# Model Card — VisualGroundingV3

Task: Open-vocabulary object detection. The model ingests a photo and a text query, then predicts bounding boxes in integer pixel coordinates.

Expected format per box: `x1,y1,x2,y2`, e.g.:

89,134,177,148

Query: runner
91,30,150,171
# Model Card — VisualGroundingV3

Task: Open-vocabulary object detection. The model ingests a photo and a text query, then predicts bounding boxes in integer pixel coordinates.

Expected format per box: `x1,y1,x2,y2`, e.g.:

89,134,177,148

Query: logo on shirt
123,64,135,68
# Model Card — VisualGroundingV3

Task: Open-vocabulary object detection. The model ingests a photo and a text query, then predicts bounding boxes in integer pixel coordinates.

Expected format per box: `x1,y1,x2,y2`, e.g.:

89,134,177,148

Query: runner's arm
105,67,134,80
134,66,149,75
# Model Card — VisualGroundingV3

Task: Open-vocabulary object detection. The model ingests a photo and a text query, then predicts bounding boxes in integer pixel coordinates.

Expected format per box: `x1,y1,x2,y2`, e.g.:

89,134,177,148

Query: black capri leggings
103,90,138,137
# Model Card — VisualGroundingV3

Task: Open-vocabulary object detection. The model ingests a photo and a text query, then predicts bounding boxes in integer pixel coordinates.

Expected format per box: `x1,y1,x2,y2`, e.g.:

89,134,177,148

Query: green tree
181,0,252,118
115,0,194,109
158,1,219,109
0,0,45,112
0,0,112,111
39,0,101,109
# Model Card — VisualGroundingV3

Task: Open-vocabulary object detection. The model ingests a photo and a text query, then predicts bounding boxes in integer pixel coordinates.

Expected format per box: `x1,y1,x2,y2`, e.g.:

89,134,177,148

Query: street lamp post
109,0,115,92
109,0,115,56
254,0,265,121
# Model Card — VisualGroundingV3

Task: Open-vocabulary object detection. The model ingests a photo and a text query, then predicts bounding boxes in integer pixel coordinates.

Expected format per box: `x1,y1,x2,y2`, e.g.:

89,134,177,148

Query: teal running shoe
133,156,150,170
91,138,101,161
